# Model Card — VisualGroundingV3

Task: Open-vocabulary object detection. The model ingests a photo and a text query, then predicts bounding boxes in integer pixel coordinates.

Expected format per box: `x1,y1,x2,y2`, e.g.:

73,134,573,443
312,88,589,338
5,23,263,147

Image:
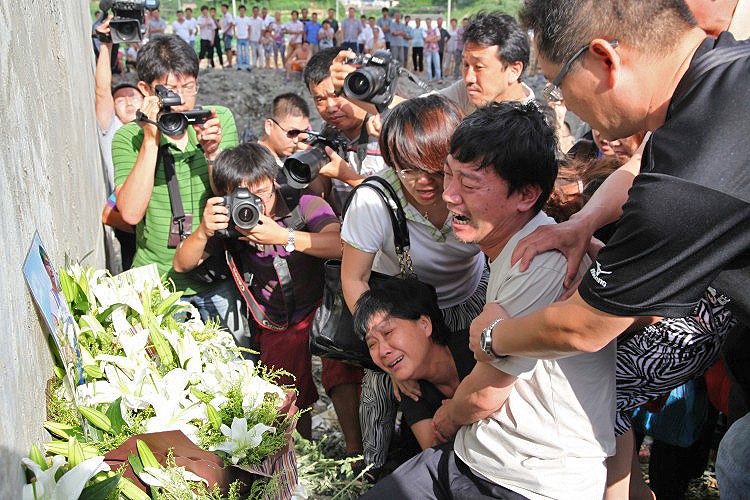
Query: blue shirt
411,26,424,48
305,20,322,44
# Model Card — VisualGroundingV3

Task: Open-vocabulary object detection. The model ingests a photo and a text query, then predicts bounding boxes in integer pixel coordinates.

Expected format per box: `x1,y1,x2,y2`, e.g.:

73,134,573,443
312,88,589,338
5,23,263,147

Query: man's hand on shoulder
510,216,596,289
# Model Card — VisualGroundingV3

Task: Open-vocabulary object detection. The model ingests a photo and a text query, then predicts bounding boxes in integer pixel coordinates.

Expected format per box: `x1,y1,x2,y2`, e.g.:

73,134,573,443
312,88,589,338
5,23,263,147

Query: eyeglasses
543,40,619,102
270,118,309,139
397,168,445,182
155,82,200,96
251,185,275,201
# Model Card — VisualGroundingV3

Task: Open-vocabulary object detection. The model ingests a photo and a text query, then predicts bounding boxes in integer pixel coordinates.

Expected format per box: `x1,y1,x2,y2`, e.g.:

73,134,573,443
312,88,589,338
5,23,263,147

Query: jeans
223,34,233,52
249,40,262,67
236,38,250,69
716,412,750,497
183,280,249,348
425,50,441,81
453,49,463,77
342,41,358,53
273,41,286,62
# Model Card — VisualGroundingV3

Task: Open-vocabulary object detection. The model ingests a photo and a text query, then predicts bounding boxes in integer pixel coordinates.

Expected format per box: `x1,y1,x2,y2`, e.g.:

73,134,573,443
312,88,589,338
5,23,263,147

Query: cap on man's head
111,82,142,96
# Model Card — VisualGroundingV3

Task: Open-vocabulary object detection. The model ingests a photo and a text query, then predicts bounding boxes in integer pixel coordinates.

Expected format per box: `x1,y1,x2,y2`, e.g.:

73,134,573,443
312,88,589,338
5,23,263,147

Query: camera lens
158,112,188,137
283,146,329,189
111,19,141,43
347,73,371,97
233,202,260,229
344,66,386,101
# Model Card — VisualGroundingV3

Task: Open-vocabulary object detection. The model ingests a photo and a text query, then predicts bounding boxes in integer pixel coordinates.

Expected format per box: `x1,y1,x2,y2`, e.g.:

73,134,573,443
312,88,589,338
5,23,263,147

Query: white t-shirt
198,15,215,41
234,16,251,39
284,20,304,44
434,80,536,115
341,168,484,309
221,13,234,35
357,24,370,44
172,20,191,44
248,16,264,42
97,114,123,195
185,17,198,42
453,211,616,500
262,15,276,28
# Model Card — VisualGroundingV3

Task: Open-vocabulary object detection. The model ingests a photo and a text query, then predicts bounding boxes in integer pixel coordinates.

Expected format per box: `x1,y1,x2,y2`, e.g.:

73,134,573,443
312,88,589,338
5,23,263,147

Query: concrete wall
0,1,106,496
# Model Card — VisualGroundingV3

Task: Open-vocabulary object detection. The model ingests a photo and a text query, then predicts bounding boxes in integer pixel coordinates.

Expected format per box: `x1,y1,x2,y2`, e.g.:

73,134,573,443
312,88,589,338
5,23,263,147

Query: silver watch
480,317,504,359
283,227,295,252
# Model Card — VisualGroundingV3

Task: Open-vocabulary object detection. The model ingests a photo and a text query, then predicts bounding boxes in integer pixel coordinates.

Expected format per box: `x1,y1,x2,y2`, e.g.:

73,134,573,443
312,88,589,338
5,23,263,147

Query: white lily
22,455,109,500
76,364,158,411
161,328,203,379
143,368,203,442
211,418,276,465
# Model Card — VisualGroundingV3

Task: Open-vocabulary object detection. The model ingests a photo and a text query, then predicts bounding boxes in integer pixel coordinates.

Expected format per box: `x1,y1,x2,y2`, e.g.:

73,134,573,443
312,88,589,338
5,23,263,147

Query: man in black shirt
354,278,476,450
467,1,750,497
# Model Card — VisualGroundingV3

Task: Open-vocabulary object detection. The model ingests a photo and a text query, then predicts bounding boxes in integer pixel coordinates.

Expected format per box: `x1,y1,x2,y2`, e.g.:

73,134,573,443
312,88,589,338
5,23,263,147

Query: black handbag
310,176,415,370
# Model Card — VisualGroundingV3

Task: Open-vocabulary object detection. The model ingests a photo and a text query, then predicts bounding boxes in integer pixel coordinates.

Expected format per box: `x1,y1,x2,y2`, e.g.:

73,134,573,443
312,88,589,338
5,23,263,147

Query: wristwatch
284,228,296,252
480,317,505,359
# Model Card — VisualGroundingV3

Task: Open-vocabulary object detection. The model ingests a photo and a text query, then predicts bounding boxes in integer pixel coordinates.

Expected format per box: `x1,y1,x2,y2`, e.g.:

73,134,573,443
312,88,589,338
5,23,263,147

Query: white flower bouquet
25,263,299,499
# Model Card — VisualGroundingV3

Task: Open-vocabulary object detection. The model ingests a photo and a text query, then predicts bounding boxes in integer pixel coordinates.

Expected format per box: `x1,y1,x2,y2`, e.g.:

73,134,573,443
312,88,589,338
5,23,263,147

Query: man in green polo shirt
112,35,244,339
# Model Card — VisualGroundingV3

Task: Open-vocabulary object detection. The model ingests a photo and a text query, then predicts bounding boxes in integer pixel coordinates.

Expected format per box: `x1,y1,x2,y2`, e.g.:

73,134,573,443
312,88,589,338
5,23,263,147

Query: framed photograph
23,232,84,388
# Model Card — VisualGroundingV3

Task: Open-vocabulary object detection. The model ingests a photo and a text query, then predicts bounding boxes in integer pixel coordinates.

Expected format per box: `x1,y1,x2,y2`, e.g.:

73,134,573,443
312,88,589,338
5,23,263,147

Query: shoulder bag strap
342,175,416,276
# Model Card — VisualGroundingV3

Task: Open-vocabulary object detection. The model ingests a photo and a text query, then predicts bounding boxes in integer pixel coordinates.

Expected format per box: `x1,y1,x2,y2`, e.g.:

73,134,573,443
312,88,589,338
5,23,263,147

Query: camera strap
355,114,371,163
225,248,296,332
160,145,192,244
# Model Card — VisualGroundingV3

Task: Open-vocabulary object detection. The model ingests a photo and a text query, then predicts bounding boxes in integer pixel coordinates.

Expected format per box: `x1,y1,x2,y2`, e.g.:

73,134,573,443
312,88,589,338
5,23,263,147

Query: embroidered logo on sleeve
589,261,612,287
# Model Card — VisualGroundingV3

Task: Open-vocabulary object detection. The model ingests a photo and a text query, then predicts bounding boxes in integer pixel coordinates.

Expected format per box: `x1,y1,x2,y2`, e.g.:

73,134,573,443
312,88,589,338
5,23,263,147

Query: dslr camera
343,50,400,112
154,85,211,137
282,125,349,189
216,187,264,238
94,0,160,44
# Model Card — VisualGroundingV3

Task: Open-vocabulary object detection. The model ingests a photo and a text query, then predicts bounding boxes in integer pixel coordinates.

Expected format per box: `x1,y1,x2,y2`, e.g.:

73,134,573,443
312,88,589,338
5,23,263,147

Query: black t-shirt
400,329,477,428
579,34,750,320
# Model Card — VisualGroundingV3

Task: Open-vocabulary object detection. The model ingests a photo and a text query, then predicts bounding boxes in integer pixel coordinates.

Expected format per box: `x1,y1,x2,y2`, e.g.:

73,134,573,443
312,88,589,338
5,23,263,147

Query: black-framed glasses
270,118,308,139
543,40,619,102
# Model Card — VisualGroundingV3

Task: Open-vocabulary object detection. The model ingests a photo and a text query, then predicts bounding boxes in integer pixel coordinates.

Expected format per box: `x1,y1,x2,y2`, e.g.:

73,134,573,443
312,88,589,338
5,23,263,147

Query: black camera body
154,85,211,137
95,0,160,44
343,50,400,112
216,188,264,238
282,125,350,189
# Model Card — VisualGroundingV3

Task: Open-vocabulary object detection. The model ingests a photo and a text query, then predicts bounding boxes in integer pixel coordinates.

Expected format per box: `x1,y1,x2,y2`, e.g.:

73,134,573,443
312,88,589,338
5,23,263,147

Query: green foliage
295,432,371,499
197,383,295,467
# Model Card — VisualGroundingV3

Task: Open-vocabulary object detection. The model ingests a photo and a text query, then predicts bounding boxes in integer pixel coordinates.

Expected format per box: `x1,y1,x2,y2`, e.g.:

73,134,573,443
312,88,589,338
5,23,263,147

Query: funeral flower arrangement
24,263,297,499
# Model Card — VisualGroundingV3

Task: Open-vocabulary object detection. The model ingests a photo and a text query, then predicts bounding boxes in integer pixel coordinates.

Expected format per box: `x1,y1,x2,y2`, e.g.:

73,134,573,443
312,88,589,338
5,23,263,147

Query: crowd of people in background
92,1,750,498
95,4,470,83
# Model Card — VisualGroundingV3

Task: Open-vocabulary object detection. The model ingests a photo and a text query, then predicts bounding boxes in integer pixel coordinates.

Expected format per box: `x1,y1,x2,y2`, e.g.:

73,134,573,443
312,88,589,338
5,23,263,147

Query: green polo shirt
112,105,238,295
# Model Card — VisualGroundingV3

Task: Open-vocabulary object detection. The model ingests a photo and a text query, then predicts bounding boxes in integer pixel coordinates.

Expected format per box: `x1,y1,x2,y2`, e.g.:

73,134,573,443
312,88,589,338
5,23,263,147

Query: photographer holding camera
172,142,347,440
112,35,244,340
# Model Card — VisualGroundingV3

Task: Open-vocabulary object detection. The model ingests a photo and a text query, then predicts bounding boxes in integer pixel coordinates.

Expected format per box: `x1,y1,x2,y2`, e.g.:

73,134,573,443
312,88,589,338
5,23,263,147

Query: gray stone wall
0,1,106,496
